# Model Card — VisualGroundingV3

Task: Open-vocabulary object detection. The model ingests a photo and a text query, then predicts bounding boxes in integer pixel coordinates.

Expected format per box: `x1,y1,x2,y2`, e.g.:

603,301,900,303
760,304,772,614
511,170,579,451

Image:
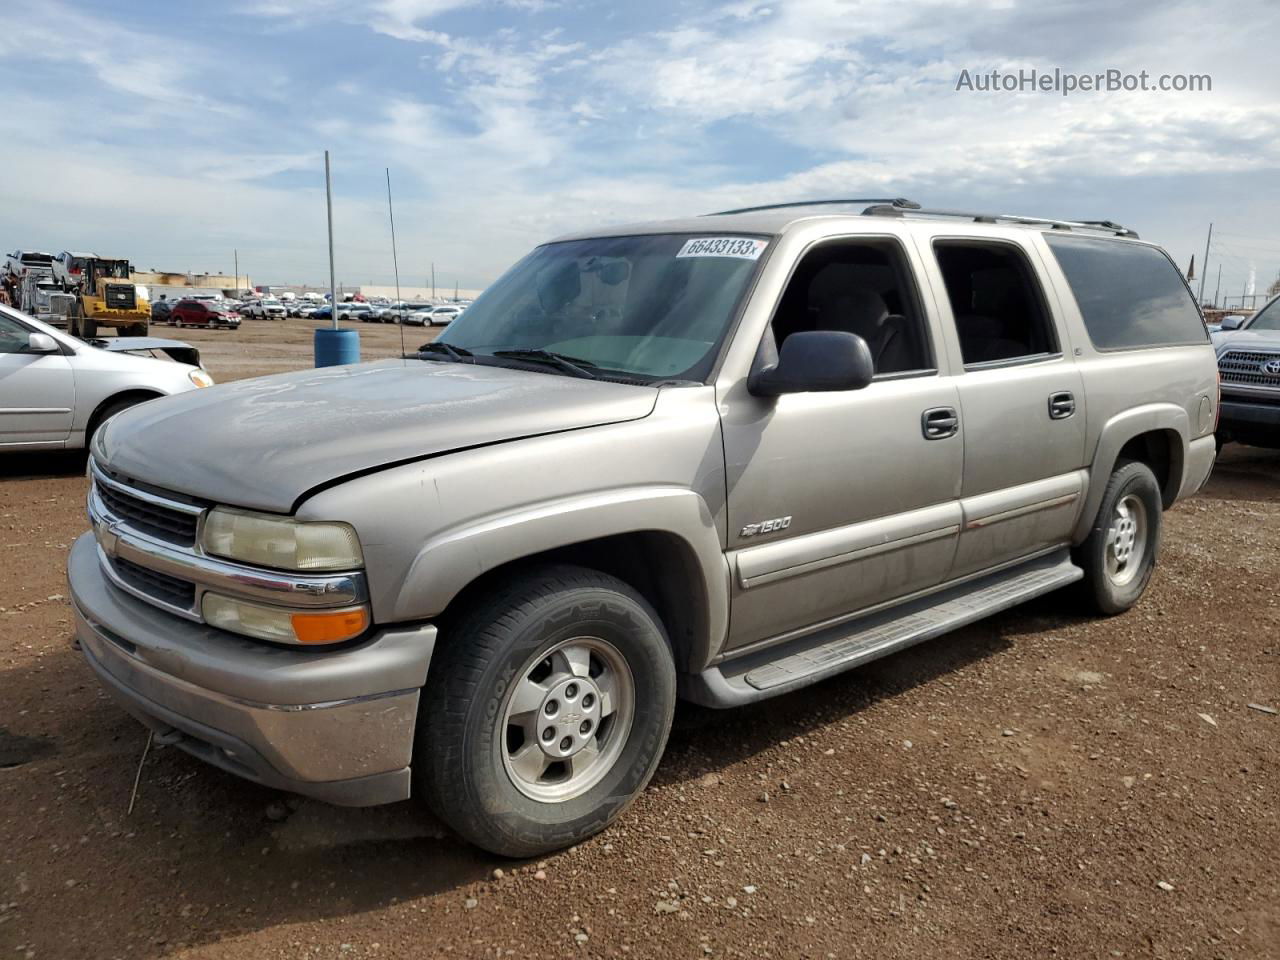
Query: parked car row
366,303,467,326
148,292,471,328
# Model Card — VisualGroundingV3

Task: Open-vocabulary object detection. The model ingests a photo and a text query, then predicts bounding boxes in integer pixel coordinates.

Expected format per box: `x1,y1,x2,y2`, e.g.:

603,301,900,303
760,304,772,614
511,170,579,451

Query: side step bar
681,549,1082,708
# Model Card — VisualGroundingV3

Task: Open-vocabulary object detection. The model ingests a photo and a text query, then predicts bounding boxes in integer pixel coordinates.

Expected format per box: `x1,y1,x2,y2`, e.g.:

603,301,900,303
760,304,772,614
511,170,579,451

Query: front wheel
1074,460,1163,615
416,565,676,857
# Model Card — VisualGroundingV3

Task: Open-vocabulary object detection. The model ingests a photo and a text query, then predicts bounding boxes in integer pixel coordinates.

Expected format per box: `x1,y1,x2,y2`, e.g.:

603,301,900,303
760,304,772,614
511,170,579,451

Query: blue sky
2,0,1278,301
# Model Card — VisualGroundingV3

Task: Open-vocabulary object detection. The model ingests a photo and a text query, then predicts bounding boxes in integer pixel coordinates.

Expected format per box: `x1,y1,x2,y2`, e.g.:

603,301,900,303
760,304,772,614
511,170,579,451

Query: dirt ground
1,318,1276,959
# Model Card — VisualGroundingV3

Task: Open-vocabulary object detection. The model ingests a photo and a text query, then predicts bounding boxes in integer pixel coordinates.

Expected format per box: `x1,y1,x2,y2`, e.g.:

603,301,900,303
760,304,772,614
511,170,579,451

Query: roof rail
705,197,920,217
861,204,1139,238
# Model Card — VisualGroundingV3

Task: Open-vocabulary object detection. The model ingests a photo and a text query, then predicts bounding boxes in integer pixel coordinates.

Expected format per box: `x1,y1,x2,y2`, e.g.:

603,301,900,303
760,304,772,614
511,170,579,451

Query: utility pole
234,249,239,293
1213,264,1222,309
432,262,436,300
1197,222,1212,304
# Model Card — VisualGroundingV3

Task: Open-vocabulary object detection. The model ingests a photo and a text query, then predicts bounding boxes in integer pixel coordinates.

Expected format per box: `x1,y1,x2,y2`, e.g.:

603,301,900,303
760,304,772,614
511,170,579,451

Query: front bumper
1219,397,1280,429
68,532,435,806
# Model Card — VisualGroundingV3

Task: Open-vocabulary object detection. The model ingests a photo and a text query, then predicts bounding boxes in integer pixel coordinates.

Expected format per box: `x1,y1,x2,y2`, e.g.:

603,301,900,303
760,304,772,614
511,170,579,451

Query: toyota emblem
1262,358,1280,377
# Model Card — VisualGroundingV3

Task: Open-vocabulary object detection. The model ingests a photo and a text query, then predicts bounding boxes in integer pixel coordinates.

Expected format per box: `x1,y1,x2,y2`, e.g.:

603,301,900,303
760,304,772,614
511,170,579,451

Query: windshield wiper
491,348,600,380
415,341,474,363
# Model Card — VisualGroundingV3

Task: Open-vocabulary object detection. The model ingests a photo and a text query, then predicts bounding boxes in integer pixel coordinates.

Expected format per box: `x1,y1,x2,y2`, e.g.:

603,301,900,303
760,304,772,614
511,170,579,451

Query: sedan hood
98,359,659,512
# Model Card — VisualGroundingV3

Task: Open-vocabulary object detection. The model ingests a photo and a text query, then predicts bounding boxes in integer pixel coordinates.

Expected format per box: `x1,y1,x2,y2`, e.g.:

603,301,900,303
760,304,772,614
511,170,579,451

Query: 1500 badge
740,516,792,538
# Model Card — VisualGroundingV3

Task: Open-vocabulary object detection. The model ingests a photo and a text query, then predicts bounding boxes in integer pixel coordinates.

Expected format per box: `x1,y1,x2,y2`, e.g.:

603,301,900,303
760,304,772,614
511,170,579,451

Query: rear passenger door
919,234,1087,578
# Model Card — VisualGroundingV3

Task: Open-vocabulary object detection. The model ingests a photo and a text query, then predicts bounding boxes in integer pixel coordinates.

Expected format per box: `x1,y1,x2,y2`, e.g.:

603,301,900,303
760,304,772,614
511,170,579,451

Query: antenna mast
385,168,406,356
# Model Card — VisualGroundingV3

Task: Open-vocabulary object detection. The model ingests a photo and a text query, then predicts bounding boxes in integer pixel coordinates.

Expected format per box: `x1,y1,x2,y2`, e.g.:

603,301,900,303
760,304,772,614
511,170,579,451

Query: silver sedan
0,304,213,451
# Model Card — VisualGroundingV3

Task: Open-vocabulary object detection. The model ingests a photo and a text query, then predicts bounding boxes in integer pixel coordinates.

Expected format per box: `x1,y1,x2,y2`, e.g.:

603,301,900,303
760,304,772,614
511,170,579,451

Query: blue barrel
314,327,360,367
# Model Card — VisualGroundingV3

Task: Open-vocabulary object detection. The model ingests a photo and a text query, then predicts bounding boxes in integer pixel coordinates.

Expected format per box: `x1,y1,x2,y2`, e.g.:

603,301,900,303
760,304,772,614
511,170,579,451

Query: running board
681,549,1082,708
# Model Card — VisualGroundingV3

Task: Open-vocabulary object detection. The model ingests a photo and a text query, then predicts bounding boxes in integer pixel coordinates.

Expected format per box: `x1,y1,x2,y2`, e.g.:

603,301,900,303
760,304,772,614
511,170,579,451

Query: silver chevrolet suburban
68,199,1218,857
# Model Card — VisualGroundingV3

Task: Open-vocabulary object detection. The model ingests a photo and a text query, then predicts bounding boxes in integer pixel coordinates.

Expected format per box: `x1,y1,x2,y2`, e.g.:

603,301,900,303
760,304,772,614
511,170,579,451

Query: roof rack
705,197,921,217
861,204,1139,238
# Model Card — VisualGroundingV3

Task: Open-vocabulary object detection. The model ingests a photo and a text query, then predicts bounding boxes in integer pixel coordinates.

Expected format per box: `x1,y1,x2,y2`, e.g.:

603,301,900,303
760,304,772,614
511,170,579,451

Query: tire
87,395,150,445
122,322,147,337
1074,460,1163,615
416,565,676,858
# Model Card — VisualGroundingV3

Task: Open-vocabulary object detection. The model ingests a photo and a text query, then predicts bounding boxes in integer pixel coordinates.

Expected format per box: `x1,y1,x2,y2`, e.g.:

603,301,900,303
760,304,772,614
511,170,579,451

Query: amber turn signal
290,608,370,645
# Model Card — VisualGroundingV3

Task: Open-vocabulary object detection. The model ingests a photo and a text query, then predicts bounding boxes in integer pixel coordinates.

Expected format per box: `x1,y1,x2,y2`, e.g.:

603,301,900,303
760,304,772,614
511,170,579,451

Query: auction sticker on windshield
676,237,768,260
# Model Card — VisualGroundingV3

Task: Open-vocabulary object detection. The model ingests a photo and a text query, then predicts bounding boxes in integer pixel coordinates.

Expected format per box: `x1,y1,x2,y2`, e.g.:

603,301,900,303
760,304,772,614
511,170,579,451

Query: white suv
242,298,287,320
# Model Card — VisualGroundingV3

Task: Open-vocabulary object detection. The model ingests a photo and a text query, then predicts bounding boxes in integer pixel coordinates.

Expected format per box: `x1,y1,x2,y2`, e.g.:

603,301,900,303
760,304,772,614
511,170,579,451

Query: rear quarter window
1044,235,1208,350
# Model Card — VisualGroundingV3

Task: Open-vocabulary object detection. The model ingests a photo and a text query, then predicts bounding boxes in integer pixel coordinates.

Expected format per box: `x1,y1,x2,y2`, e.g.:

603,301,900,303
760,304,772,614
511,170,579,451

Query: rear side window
933,241,1058,366
1044,235,1207,350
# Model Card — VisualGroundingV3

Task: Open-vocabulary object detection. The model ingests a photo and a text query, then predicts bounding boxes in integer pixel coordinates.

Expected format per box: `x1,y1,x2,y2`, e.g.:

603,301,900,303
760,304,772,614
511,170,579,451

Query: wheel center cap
1112,517,1137,562
537,676,603,758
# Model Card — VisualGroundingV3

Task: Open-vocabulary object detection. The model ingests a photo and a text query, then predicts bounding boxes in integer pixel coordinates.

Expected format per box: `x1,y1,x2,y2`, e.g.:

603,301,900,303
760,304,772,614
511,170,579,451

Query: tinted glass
1045,236,1207,349
770,239,933,375
934,242,1057,365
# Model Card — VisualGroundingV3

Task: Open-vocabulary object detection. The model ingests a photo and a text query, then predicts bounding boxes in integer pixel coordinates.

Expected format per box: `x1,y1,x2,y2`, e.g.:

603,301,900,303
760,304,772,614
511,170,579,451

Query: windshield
1249,296,1280,331
438,233,768,381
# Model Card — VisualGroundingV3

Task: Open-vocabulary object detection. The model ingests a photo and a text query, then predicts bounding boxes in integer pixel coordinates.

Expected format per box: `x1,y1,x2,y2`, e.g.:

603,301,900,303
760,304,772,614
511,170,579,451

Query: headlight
201,507,364,571
202,593,369,645
189,369,214,388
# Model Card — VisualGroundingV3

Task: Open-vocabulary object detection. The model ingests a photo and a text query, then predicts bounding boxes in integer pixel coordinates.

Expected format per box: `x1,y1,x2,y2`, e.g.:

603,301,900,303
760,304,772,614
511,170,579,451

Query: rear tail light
1214,369,1221,432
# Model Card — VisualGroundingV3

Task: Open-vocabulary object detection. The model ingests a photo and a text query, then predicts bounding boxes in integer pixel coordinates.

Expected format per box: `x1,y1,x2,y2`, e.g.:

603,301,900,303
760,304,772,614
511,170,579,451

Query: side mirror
26,332,58,353
1220,315,1246,331
748,330,875,397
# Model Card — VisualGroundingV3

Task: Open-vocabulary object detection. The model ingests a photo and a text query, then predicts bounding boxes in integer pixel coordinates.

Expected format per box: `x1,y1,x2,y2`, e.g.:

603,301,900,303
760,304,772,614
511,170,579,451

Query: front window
438,233,768,382
1249,296,1280,331
0,312,32,353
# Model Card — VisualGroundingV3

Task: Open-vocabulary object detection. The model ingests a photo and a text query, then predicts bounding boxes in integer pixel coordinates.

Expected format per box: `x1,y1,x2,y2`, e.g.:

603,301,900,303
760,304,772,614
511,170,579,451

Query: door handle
1048,391,1076,420
922,406,959,440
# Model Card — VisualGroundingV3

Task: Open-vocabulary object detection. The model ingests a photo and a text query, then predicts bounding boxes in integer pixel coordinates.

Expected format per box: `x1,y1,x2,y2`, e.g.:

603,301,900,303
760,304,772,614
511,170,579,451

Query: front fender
1073,402,1189,542
392,485,730,663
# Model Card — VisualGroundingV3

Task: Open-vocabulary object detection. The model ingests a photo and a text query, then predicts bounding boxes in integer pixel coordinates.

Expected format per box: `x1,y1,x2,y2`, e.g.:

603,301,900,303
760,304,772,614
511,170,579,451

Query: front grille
1218,350,1280,387
113,556,196,610
104,283,137,310
95,479,199,546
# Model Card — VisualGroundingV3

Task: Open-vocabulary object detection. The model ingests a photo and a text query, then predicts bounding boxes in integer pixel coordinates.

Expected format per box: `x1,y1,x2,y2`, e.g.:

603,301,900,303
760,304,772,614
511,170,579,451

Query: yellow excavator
55,251,150,338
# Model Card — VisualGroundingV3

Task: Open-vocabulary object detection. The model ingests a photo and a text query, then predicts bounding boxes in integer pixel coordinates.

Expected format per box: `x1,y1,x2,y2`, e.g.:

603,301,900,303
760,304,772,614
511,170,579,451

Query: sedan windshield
437,233,768,381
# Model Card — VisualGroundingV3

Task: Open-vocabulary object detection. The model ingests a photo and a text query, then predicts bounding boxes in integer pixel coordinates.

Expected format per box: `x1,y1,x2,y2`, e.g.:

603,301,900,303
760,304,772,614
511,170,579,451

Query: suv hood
97,359,659,512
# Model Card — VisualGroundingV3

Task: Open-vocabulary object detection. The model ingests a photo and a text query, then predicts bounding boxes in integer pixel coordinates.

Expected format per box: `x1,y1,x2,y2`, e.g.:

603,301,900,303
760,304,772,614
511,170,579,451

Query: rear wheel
416,565,676,857
1075,460,1162,615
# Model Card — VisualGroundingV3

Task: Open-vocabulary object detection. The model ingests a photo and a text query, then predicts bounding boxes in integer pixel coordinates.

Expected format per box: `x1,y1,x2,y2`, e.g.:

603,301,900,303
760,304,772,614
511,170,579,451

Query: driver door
720,237,964,651
0,313,74,446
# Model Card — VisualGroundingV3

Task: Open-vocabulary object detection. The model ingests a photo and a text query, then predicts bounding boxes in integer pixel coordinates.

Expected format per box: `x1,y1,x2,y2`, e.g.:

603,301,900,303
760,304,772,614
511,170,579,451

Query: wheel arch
85,388,165,442
390,488,730,673
435,531,715,673
1074,403,1189,542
